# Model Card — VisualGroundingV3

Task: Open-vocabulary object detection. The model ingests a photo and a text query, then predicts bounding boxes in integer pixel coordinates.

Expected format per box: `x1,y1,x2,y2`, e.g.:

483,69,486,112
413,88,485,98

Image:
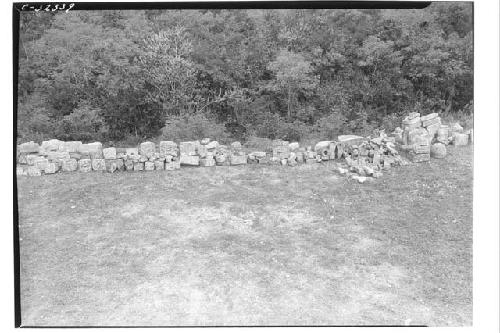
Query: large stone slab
18,141,40,154
230,154,247,165
41,139,62,152
200,157,216,167
159,141,178,157
205,141,219,150
272,146,290,160
154,160,165,170
338,135,365,146
422,116,441,128
420,113,439,122
180,141,200,156
59,141,83,153
44,162,59,174
124,160,134,171
452,133,469,146
103,147,117,160
105,159,118,173
34,157,49,170
47,151,70,162
139,142,156,158
133,162,144,171
91,158,106,171
27,166,42,177
430,143,447,158
180,154,199,166
144,161,155,171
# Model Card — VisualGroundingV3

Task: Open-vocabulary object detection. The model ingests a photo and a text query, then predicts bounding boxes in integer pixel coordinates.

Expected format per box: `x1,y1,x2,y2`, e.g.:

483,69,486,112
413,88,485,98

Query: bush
55,104,109,142
17,96,56,143
277,120,311,142
314,112,348,140
160,113,230,142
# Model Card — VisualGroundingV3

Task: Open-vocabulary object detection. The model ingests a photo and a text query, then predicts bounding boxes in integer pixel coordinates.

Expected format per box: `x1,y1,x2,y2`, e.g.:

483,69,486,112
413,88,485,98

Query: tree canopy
17,4,473,143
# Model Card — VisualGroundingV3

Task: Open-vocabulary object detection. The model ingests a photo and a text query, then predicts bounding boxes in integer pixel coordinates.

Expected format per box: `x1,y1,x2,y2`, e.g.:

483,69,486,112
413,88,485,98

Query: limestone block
409,152,430,163
295,151,304,163
87,142,103,159
91,158,106,171
159,141,178,157
47,151,70,162
59,141,82,153
139,142,156,158
180,141,200,156
437,126,450,144
420,113,439,122
165,155,174,163
426,122,441,138
337,135,365,146
34,157,49,170
126,148,139,157
206,141,219,150
44,162,59,174
180,154,200,166
78,159,92,172
230,154,247,165
422,116,441,128
289,142,300,151
124,160,134,171
69,152,82,160
430,143,447,159
41,139,62,152
16,166,27,176
201,138,211,145
105,159,118,173
62,159,78,172
197,145,208,158
27,166,42,176
407,128,429,145
231,141,242,149
144,161,155,171
138,155,148,163
272,146,290,160
413,143,430,154
451,122,464,133
133,162,144,171
215,154,227,166
272,139,289,147
154,160,165,170
19,141,40,154
103,147,117,160
200,157,216,167
17,154,27,164
452,133,469,146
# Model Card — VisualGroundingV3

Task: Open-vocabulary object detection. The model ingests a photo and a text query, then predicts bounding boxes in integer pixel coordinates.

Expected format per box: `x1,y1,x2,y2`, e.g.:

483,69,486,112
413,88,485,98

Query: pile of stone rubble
16,112,473,179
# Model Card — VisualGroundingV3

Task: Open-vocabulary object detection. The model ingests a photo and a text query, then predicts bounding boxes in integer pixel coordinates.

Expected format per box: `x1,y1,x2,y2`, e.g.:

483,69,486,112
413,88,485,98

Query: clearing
17,146,473,326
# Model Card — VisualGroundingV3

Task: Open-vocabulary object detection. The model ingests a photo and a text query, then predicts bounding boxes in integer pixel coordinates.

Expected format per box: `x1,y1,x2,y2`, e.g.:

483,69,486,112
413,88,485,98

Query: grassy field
17,145,473,326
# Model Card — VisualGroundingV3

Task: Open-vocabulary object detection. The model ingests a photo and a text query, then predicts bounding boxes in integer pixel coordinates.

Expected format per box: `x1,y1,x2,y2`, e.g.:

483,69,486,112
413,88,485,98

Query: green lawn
17,145,473,326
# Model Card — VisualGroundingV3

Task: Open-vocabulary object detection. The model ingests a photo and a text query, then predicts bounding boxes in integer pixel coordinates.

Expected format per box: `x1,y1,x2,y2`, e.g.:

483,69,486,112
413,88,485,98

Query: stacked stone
271,140,291,165
198,138,217,167
400,113,435,162
179,141,200,166
229,141,247,165
449,122,471,146
340,132,404,180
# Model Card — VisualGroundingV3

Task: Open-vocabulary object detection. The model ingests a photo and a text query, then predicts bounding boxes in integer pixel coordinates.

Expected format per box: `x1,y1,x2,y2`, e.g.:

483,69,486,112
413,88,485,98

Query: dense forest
17,4,473,144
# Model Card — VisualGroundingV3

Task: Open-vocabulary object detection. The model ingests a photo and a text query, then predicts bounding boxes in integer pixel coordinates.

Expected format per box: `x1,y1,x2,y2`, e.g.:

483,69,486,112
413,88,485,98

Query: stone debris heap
393,112,473,162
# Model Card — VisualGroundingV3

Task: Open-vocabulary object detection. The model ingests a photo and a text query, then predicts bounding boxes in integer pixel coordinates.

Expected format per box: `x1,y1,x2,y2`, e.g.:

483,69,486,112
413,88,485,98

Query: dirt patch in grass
17,146,472,326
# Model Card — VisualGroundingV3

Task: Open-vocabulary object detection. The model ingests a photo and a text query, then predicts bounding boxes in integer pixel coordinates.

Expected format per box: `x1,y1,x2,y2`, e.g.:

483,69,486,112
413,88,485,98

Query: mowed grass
17,146,473,326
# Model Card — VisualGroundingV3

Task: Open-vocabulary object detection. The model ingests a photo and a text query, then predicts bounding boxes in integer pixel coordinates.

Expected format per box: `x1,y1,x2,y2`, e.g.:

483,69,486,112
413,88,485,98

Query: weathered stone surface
215,154,227,165
200,157,216,167
201,138,211,145
422,116,441,128
295,151,304,163
314,141,331,153
231,141,242,150
144,161,155,171
180,141,200,156
407,128,429,145
69,152,82,160
133,162,144,171
159,141,178,157
426,122,441,138
139,142,156,158
17,154,27,164
289,142,300,151
249,151,266,159
230,154,247,165
105,159,118,173
154,160,165,170
453,133,469,146
16,166,27,176
124,160,134,171
91,158,106,171
413,143,430,154
103,147,117,160
138,155,148,163
280,158,288,166
206,141,219,150
27,166,42,176
197,145,208,158
420,113,438,122
62,159,78,172
78,159,92,172
126,148,139,156
47,151,70,162
272,146,290,159
430,143,447,158
41,139,63,152
451,122,464,133
180,154,200,166
81,142,102,159
19,141,40,154
338,135,364,146
34,157,49,170
437,126,450,144
44,162,59,174
60,141,82,153
402,115,421,127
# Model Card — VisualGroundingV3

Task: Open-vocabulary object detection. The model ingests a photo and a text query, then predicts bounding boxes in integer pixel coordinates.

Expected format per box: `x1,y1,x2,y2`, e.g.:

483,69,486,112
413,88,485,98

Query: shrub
314,112,348,140
160,113,230,142
55,104,108,142
277,120,311,142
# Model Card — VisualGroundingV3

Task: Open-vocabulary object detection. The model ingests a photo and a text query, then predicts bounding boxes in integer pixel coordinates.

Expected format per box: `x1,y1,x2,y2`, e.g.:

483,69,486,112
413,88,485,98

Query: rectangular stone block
103,147,117,160
47,151,70,162
140,142,156,158
41,139,62,152
230,154,247,165
422,116,441,128
200,157,215,167
420,113,439,122
154,160,165,170
59,141,82,153
91,158,106,171
17,154,27,164
453,133,469,146
215,154,228,166
180,154,199,166
78,159,92,172
144,161,155,171
27,166,42,176
409,152,430,163
413,144,430,154
426,121,441,138
180,141,200,156
159,141,178,157
197,145,208,158
18,141,40,154
205,141,219,150
115,159,124,171
34,157,49,170
133,162,144,171
44,162,59,174
16,166,27,176
105,159,118,173
124,160,134,171
272,146,290,160
69,152,82,160
126,148,139,156
86,142,103,159
62,159,78,172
